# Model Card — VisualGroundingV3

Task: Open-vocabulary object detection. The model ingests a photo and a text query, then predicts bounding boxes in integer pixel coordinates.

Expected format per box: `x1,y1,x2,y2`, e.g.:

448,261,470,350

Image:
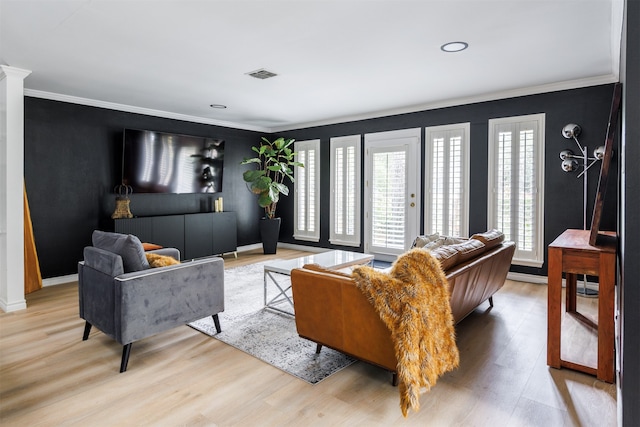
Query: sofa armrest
114,256,225,344
146,247,180,260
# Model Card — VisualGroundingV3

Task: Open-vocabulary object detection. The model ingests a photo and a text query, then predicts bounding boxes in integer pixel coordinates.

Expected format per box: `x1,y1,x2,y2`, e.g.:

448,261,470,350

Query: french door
364,128,421,261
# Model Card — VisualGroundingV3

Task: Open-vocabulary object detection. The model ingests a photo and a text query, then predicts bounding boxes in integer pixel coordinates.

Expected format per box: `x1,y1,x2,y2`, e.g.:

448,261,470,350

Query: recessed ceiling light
441,41,469,53
210,104,227,109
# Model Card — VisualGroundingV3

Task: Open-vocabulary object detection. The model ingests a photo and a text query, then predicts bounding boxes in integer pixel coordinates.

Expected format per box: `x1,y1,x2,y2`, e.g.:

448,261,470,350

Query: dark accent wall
620,0,639,424
24,98,264,278
278,85,618,277
24,86,619,280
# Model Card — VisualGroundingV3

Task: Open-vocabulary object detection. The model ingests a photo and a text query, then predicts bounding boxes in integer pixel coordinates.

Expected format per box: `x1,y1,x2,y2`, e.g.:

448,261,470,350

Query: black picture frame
589,83,622,246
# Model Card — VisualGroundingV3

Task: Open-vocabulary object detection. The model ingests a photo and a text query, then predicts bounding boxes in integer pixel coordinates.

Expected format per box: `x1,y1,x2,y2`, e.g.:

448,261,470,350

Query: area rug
189,262,355,384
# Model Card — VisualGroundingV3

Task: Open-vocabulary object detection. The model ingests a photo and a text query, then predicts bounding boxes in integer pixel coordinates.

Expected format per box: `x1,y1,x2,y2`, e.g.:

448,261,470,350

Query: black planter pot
259,217,281,254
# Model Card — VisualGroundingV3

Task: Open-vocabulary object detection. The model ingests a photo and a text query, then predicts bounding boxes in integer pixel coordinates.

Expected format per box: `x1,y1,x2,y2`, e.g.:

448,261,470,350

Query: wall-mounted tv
122,129,224,194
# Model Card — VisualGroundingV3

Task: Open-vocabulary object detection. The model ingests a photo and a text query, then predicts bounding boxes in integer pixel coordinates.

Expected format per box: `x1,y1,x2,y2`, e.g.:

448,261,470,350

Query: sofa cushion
92,230,149,273
427,245,460,271
442,236,468,245
449,239,486,263
146,253,180,268
470,229,505,250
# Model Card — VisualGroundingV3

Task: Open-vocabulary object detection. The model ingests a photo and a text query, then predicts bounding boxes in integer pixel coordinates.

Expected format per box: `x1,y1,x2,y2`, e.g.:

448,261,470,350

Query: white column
1,65,32,312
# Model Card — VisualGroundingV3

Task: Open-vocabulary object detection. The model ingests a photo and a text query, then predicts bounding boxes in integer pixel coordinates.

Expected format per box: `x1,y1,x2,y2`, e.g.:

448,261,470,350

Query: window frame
293,139,321,242
487,113,545,267
329,134,362,247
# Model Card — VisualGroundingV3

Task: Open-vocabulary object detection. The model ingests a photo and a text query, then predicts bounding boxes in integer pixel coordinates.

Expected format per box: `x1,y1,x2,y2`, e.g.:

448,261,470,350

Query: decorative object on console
214,196,223,212
111,183,134,219
240,137,304,254
589,82,622,246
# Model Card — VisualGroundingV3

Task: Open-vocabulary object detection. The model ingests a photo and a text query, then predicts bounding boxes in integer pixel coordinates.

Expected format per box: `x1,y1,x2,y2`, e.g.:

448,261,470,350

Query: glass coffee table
263,250,374,315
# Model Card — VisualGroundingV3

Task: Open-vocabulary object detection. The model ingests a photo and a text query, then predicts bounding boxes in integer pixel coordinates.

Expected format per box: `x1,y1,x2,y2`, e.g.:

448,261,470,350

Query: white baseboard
507,272,548,284
43,274,78,287
277,242,326,253
507,271,599,290
235,243,263,253
0,298,27,312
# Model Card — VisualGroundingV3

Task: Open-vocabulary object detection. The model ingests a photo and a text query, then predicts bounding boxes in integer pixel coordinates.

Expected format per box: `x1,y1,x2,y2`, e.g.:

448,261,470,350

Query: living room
1,1,638,425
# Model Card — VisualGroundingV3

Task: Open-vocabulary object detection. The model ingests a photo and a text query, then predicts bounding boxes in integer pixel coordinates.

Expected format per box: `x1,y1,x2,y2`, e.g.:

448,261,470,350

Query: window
488,114,545,267
425,123,470,237
330,135,361,246
294,139,320,242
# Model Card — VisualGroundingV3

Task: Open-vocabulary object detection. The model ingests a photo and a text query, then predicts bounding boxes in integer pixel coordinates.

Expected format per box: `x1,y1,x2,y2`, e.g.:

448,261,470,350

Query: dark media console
114,212,237,260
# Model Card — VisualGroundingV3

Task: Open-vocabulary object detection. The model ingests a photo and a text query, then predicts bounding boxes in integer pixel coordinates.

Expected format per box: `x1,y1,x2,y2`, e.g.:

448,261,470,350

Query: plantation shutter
371,148,406,250
294,139,320,242
488,114,545,267
330,135,361,246
425,124,469,237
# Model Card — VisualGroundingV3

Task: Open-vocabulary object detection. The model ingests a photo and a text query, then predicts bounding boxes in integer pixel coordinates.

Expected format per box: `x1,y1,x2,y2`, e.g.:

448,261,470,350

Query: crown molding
270,74,619,132
23,89,271,133
23,73,618,135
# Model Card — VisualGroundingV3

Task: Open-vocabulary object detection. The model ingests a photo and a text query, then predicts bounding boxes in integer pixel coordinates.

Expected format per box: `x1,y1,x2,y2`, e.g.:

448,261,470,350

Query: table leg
566,273,577,313
547,247,563,369
597,252,616,383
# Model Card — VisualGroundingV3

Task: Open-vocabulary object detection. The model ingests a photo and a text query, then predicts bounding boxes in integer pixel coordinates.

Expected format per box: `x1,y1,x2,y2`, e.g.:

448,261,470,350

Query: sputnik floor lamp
559,123,605,296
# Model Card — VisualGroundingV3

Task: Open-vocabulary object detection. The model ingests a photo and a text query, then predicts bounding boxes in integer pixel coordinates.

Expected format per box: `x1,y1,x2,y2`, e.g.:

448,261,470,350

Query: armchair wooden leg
120,343,132,373
489,296,494,308
212,314,221,334
392,372,398,386
82,321,92,341
315,344,322,354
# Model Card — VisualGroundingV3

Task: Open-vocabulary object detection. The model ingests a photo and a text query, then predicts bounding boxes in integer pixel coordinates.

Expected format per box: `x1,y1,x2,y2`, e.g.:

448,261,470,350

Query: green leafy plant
241,137,304,219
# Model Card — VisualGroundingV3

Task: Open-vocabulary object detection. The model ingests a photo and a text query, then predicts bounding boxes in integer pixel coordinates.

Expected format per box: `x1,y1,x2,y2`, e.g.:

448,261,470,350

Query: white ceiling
0,0,623,133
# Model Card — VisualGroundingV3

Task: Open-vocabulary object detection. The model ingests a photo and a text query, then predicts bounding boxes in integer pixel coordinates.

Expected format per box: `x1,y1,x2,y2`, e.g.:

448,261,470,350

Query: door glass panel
371,149,406,250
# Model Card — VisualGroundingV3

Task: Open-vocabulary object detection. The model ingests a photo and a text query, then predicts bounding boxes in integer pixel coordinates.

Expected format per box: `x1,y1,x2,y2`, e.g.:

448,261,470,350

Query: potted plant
241,137,303,254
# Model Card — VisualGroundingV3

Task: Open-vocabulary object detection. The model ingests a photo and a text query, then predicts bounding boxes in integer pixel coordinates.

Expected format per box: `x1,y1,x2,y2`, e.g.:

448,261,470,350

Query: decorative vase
259,217,281,254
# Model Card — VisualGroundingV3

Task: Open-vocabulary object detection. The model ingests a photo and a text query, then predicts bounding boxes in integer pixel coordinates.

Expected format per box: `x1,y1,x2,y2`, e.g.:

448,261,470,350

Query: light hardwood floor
0,249,617,426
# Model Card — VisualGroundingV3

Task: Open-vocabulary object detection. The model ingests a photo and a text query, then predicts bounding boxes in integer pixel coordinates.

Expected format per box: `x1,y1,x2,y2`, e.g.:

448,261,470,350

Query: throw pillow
146,253,180,268
470,229,505,249
92,230,150,273
411,232,440,248
142,242,163,251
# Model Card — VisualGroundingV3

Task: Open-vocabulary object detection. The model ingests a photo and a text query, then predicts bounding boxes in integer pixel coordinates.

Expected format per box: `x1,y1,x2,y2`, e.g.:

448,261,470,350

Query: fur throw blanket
352,249,460,416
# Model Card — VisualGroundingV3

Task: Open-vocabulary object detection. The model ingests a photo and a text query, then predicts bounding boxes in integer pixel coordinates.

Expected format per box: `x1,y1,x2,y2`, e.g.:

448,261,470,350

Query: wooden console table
547,229,616,383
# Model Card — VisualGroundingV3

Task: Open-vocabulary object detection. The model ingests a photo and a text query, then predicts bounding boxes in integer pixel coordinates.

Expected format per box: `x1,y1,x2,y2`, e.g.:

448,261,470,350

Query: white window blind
294,139,320,242
330,135,361,246
425,123,470,237
488,114,545,267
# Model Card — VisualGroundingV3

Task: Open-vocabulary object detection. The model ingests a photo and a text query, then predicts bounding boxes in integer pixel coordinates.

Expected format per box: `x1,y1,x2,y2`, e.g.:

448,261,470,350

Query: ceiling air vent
246,68,278,79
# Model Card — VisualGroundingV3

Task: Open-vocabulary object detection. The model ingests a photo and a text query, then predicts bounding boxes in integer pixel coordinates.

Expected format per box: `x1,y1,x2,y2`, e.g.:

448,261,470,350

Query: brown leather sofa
290,235,515,382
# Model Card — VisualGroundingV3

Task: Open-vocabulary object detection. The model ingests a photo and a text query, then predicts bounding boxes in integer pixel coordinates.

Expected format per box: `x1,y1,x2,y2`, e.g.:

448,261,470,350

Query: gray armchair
78,230,224,372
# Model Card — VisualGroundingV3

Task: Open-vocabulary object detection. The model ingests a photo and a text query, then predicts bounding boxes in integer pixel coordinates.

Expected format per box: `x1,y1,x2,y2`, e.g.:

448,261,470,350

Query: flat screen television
122,129,224,194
